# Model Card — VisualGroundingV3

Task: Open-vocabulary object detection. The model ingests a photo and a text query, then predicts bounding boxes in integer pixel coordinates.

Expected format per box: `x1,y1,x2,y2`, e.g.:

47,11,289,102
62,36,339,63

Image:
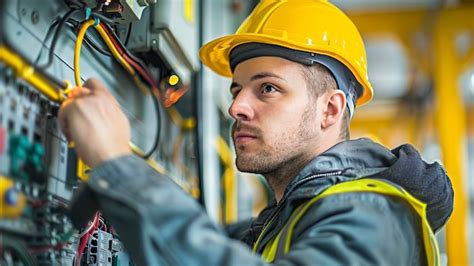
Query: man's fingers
58,100,73,141
84,78,109,96
68,87,91,99
83,78,120,104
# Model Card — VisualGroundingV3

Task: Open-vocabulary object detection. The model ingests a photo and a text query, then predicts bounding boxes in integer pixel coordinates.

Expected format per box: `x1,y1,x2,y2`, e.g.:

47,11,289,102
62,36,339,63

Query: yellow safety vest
252,179,440,265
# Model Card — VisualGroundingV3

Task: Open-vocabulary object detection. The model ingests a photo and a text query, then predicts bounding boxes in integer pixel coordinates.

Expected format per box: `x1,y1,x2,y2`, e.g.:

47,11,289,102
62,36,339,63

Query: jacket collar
283,138,396,200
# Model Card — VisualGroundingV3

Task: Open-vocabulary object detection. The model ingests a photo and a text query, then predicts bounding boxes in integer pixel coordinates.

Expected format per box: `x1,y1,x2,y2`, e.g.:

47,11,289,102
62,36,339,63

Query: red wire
123,53,158,90
28,242,69,254
75,212,100,265
98,23,188,106
98,24,161,96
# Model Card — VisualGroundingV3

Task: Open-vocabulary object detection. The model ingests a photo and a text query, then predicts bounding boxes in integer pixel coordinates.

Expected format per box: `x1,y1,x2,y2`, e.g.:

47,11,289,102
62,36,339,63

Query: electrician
59,0,453,265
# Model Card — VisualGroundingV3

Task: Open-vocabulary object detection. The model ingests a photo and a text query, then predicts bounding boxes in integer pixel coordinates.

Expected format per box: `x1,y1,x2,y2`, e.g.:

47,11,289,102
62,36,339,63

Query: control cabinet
0,0,200,264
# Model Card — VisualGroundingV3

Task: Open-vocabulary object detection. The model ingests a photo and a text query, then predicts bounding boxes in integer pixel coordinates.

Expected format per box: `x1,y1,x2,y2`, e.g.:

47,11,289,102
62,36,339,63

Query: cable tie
93,17,100,27
85,7,92,20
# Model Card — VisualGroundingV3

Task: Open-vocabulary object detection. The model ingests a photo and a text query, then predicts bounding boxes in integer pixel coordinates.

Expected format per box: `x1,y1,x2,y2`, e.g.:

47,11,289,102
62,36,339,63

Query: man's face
229,56,322,175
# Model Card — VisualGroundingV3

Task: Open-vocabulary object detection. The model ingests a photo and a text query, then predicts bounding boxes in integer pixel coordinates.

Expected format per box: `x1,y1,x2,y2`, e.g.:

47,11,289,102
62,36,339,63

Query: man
59,0,453,265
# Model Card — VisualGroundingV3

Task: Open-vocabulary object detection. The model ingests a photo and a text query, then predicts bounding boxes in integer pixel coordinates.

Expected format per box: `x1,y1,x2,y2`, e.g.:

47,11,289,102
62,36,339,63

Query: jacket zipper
253,170,344,250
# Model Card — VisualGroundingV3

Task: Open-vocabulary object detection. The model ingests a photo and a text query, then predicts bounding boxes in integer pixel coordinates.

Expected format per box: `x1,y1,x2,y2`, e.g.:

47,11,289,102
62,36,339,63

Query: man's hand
58,78,132,168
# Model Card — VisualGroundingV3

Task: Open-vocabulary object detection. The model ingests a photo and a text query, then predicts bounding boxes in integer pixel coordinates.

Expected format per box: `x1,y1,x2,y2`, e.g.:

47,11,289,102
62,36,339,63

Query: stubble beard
233,102,319,182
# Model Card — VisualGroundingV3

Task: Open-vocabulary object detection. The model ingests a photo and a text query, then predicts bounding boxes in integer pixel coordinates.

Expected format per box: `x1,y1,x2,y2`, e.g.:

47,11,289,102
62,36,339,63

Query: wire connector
62,80,73,98
93,18,100,27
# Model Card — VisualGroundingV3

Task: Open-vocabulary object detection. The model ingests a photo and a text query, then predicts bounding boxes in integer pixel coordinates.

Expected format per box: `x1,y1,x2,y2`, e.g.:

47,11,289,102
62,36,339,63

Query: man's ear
321,90,346,129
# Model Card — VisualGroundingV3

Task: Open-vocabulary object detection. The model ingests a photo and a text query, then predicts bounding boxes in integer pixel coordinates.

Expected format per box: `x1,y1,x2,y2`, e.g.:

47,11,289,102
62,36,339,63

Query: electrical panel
0,0,200,264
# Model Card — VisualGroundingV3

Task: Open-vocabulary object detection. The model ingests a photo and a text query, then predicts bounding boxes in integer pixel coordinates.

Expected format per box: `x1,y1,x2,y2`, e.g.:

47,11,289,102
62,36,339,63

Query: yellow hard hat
199,0,373,106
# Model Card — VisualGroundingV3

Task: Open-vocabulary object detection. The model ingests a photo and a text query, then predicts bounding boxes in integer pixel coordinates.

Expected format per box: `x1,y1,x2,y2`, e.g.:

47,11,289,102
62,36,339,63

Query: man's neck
266,139,343,203
264,152,317,203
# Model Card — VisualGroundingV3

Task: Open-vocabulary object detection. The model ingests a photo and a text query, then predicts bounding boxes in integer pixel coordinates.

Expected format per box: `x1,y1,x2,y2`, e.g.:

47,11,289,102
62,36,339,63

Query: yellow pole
0,45,65,102
216,136,237,223
433,6,473,265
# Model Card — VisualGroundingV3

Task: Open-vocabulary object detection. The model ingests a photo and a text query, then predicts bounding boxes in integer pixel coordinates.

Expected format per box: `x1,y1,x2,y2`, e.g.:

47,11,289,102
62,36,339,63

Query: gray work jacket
69,138,453,265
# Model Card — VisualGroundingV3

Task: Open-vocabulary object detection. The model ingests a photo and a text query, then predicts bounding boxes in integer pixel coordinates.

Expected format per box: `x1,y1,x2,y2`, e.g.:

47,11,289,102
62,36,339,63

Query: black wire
124,23,132,46
143,87,161,159
34,18,60,65
100,23,149,75
100,22,161,158
66,18,112,57
67,10,159,158
38,8,82,69
91,12,116,25
63,0,85,9
40,68,67,89
83,32,112,57
196,0,205,205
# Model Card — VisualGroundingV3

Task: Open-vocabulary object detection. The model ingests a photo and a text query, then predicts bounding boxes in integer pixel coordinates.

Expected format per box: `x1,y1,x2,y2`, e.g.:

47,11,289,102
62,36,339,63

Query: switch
5,187,19,205
0,176,26,218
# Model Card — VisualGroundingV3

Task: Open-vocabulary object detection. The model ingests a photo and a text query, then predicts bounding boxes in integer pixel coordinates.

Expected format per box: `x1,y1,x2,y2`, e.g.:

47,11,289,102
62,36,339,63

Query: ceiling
331,0,450,11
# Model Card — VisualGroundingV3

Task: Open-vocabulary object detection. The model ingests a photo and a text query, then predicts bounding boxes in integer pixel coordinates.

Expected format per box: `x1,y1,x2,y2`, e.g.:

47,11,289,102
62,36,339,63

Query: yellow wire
74,20,158,161
74,19,96,87
95,24,136,75
216,136,237,223
74,20,140,90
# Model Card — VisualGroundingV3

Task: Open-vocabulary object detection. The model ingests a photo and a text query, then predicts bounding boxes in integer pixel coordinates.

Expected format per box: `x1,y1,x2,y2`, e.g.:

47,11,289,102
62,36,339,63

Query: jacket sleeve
68,155,423,265
69,154,267,266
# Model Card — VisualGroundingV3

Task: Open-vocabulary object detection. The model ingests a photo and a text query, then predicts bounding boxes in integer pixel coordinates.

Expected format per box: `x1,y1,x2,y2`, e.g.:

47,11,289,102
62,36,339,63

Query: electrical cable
75,212,99,266
34,18,60,66
74,16,165,158
124,23,132,46
64,0,86,9
83,32,112,57
100,23,150,79
90,11,116,25
99,23,164,102
73,19,161,158
98,26,161,158
74,19,96,87
65,18,112,57
38,8,82,69
77,214,98,239
75,18,138,87
97,24,162,158
143,85,161,158
94,23,136,74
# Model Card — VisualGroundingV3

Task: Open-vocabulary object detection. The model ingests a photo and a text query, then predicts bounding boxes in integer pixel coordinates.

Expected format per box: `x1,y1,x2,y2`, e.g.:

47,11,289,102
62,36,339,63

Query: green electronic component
8,134,47,182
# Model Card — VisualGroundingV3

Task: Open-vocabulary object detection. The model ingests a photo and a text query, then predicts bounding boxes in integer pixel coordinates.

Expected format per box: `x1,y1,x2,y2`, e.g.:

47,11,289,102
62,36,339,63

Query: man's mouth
234,132,257,144
232,122,262,145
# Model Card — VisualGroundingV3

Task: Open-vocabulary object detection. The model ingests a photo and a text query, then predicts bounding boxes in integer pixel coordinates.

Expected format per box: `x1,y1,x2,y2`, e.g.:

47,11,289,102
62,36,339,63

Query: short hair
299,64,350,140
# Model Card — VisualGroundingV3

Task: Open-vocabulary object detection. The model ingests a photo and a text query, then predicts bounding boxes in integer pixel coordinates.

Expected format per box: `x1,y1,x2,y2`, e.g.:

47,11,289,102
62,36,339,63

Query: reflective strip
258,179,440,265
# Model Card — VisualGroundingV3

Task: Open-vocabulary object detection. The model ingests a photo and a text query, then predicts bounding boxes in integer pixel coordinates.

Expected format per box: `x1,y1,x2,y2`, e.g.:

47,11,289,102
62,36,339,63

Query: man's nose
228,89,255,121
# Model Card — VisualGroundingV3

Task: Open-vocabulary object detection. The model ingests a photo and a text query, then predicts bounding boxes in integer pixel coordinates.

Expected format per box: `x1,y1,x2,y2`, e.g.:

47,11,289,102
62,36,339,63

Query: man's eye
261,84,277,94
